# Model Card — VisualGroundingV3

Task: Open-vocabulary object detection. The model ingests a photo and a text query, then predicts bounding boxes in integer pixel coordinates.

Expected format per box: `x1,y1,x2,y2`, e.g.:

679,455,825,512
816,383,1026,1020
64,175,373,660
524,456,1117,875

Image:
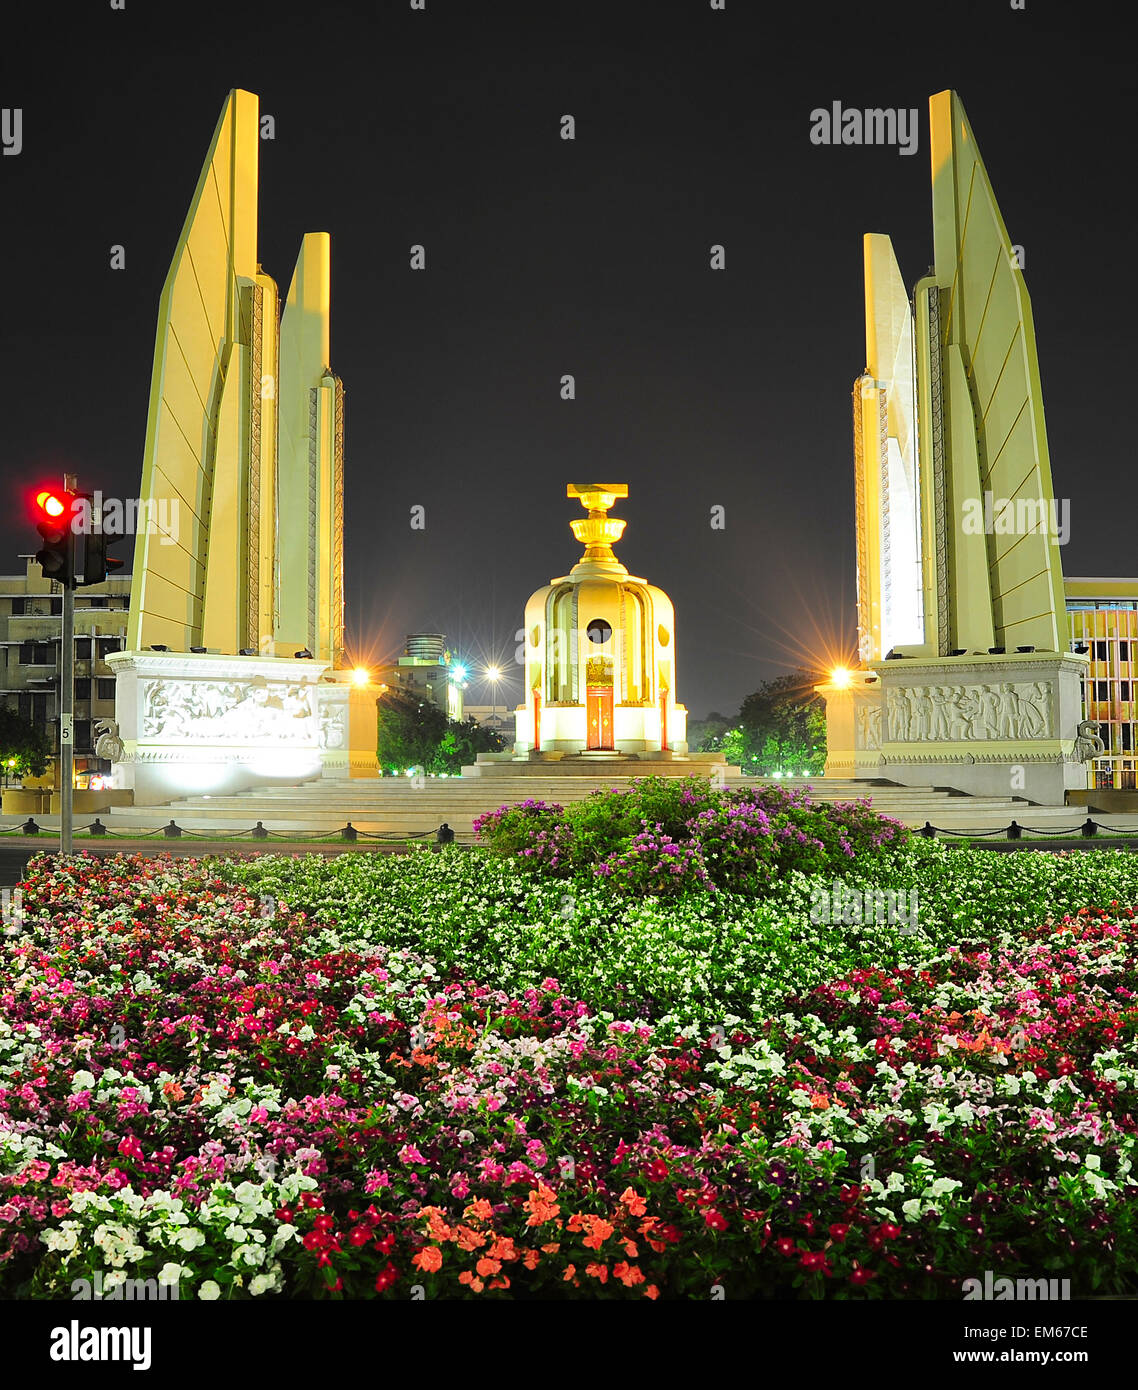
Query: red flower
829,1223,850,1242
374,1262,400,1292
704,1210,728,1232
774,1237,797,1257
850,1263,876,1285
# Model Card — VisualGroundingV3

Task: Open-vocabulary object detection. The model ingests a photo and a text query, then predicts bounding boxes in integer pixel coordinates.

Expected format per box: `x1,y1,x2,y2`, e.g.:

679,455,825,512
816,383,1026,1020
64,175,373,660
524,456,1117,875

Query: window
97,679,115,701
10,598,24,616
1121,642,1131,663
97,638,121,658
1123,724,1133,751
21,642,54,665
74,720,91,752
17,694,30,721
19,642,33,664
85,597,107,609
586,619,612,645
75,678,91,700
1096,641,1109,663
75,639,92,660
1095,681,1110,701
50,597,62,615
1122,682,1132,702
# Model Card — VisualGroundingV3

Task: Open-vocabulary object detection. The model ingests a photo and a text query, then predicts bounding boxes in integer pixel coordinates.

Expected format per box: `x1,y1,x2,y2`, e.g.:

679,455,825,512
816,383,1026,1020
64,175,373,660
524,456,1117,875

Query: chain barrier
0,819,441,844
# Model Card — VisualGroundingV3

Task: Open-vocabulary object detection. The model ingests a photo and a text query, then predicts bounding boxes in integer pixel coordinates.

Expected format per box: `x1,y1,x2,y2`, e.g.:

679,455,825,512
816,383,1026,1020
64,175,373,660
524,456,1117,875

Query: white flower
1085,1154,1102,1171
175,1228,206,1252
71,1070,96,1091
234,1243,265,1268
157,1262,187,1286
41,1225,79,1253
902,1198,923,1221
198,1280,221,1301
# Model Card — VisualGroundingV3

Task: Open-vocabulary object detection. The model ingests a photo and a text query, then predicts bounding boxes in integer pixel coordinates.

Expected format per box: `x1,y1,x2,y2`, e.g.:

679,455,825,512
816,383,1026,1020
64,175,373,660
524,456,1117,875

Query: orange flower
585,1262,609,1283
488,1236,517,1262
458,1271,484,1293
412,1246,443,1273
455,1225,487,1252
563,1264,576,1281
623,1240,639,1258
524,1184,561,1226
582,1218,614,1251
809,1092,830,1110
522,1249,541,1270
466,1198,494,1222
476,1256,502,1278
540,1242,561,1254
644,1284,660,1300
488,1277,511,1289
612,1261,645,1287
619,1187,647,1217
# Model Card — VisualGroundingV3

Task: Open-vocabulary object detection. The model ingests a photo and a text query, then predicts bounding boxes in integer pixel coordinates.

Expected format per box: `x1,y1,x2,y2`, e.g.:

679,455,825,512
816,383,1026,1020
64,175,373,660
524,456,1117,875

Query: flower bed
1,848,1137,1298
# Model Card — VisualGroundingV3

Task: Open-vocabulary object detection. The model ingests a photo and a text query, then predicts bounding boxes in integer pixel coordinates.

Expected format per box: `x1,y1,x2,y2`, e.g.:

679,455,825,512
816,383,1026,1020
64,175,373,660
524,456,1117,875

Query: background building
1066,580,1138,789
0,558,131,782
376,634,465,721
462,705,515,740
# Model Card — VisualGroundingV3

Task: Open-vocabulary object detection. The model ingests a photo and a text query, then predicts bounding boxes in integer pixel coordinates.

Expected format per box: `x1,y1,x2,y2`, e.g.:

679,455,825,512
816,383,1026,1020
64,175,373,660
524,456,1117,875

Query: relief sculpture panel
883,680,1053,743
140,678,317,744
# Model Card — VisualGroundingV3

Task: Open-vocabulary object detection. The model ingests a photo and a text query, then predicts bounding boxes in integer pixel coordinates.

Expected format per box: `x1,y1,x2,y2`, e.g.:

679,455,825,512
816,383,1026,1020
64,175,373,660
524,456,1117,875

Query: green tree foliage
695,673,826,775
737,671,826,775
0,708,51,779
376,690,506,776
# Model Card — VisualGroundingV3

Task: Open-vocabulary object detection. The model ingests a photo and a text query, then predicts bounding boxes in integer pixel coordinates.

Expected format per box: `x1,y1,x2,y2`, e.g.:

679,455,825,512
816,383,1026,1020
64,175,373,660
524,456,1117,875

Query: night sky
1,0,1129,721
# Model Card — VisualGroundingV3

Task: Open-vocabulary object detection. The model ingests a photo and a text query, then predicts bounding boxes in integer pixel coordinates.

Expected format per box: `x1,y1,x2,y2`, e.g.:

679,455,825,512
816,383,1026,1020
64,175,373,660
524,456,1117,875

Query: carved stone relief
140,678,317,744
884,680,1053,743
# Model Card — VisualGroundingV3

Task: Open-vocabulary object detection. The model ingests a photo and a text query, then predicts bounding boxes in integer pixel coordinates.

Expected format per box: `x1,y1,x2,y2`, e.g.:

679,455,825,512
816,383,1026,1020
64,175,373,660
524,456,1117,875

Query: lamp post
485,665,501,730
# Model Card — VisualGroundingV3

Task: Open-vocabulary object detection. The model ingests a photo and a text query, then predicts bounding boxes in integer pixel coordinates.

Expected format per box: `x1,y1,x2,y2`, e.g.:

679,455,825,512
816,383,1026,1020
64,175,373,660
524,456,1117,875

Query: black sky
1,0,1132,720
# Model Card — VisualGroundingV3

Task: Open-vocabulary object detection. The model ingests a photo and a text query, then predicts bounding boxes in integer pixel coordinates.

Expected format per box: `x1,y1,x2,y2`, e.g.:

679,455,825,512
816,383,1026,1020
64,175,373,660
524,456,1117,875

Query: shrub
474,777,908,896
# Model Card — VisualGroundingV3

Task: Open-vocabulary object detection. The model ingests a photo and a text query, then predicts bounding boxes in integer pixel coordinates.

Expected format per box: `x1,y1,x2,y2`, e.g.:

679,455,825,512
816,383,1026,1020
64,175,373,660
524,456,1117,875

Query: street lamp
485,665,502,727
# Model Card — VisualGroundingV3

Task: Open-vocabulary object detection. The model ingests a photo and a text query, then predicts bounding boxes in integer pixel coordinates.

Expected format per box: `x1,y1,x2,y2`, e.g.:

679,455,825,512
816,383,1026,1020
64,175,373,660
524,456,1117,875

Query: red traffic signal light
36,489,67,519
33,486,76,583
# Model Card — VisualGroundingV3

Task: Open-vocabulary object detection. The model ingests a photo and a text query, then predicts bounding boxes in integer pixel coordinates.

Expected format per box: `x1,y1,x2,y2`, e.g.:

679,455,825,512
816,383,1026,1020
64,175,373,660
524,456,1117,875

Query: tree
0,708,51,779
376,689,448,774
688,710,733,753
736,671,826,775
376,692,507,776
434,716,506,773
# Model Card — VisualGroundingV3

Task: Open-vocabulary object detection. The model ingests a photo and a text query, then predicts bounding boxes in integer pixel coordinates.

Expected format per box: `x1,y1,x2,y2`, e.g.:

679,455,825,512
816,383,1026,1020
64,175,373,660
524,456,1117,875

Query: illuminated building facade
1066,581,1138,789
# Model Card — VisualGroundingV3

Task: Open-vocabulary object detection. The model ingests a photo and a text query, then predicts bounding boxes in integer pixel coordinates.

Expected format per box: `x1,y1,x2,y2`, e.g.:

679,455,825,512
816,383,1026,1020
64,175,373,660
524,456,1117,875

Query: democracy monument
104,89,378,804
817,89,1089,804
88,84,1108,828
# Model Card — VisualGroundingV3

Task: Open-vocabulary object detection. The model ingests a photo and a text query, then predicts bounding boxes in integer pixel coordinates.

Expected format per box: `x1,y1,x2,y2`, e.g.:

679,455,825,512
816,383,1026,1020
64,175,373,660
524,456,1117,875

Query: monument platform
461,752,741,778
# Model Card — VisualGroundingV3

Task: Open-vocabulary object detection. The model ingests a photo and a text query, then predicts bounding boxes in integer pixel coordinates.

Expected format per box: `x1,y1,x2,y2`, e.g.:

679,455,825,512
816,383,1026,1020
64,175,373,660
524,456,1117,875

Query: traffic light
34,488,76,585
78,503,127,587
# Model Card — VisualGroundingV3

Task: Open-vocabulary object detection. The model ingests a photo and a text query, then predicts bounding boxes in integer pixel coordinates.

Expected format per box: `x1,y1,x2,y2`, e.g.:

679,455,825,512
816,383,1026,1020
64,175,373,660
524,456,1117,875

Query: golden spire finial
567,483,629,575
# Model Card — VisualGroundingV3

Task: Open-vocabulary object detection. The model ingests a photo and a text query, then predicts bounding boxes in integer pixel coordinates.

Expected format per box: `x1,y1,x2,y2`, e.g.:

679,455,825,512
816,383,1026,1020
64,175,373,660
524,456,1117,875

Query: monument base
106,652,378,805
818,652,1091,805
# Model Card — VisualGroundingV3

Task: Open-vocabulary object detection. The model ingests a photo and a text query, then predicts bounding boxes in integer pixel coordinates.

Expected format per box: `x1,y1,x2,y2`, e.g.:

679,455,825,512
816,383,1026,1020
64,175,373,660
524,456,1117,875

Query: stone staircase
88,772,1090,841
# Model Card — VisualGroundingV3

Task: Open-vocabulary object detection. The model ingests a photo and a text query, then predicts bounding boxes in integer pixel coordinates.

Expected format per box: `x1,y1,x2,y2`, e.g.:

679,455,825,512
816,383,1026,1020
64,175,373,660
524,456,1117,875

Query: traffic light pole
59,472,76,856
